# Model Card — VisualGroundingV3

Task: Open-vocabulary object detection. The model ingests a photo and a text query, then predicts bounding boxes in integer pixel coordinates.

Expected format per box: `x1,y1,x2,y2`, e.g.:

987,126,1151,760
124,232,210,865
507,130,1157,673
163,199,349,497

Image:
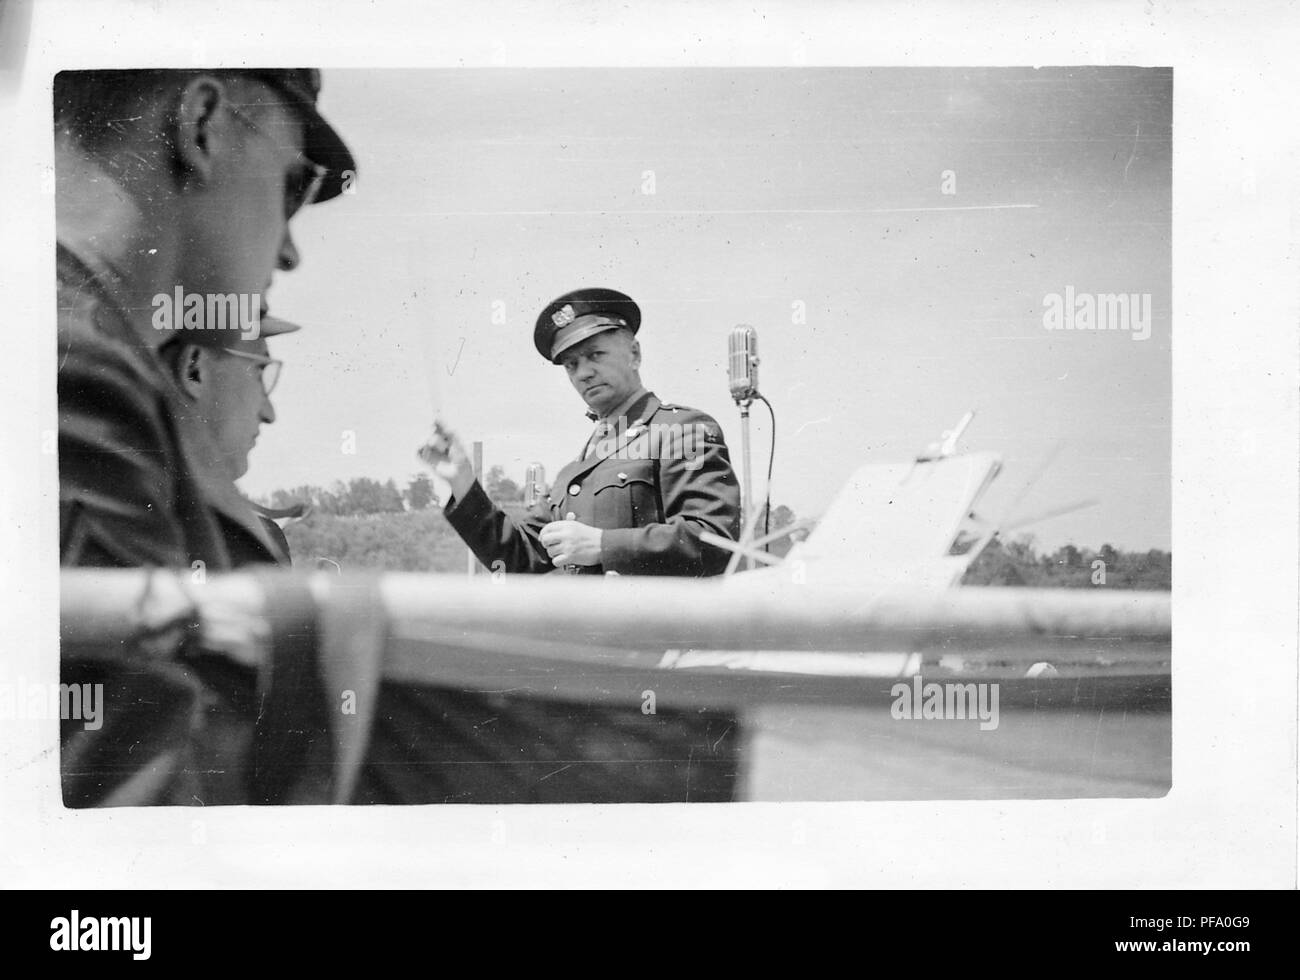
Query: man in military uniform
423,287,742,576
363,288,744,804
56,68,354,572
60,311,300,568
55,69,356,805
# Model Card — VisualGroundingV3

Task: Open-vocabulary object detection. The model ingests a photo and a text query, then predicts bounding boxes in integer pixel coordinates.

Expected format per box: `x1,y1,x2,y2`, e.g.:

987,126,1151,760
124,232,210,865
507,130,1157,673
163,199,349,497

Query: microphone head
728,324,759,402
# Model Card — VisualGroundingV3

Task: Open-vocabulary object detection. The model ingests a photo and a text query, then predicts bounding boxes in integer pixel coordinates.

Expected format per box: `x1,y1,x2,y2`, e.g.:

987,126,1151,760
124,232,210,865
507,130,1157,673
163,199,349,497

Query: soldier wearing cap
423,287,741,576
56,68,353,569
54,69,355,804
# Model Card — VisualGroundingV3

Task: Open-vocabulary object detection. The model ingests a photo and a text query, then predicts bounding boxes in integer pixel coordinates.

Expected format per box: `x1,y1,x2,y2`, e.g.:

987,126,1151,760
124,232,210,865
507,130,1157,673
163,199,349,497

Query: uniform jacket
56,242,325,808
445,391,741,576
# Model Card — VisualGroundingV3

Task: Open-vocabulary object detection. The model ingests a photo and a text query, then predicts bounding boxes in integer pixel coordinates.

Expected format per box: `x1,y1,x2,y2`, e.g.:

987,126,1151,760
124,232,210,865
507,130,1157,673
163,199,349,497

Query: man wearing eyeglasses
153,323,295,563
55,69,354,806
56,68,349,571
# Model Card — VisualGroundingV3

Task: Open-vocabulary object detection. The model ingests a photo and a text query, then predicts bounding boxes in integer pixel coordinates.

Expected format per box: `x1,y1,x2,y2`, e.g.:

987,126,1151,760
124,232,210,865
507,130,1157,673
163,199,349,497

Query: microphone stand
737,394,753,572
728,324,761,573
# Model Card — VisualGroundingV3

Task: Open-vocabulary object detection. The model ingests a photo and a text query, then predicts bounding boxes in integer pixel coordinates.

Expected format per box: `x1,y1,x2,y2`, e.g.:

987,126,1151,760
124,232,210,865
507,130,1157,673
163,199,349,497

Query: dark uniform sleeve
58,331,190,569
443,407,741,577
443,480,557,574
600,409,741,576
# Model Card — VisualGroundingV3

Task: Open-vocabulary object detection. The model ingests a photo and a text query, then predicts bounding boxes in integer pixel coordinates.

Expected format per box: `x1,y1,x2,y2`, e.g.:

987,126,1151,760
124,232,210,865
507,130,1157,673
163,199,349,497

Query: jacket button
565,511,576,520
568,483,581,495
617,472,628,481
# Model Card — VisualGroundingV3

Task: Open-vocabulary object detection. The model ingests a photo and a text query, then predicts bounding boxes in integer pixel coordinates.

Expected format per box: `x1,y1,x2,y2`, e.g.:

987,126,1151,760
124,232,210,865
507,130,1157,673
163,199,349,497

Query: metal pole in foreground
59,568,1174,658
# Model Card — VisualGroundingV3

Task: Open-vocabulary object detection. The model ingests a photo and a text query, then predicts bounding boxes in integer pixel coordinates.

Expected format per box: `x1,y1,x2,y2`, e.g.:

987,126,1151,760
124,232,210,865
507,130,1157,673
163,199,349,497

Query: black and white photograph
0,0,1295,892
52,63,1173,807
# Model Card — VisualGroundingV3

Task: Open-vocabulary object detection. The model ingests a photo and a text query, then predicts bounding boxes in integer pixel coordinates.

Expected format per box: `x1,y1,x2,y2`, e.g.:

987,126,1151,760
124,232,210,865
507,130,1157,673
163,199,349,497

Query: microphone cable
755,392,776,550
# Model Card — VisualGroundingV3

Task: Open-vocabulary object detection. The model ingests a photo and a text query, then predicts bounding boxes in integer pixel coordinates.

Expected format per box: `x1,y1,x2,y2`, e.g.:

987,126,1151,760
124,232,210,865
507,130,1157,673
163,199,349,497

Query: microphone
728,325,760,403
524,462,547,508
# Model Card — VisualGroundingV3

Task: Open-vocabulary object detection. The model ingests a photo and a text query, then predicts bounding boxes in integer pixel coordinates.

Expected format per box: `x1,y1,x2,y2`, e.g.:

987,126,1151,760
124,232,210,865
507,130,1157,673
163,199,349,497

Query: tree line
263,466,526,518
960,537,1170,589
264,475,434,516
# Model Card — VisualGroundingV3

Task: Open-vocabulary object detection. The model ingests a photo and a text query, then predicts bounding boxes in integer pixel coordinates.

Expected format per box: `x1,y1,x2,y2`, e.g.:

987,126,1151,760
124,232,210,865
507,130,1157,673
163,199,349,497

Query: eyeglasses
219,347,283,396
222,102,329,218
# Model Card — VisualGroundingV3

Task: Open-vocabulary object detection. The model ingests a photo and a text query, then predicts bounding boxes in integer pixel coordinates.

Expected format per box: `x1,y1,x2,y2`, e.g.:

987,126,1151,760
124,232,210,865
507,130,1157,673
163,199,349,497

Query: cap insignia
551,304,577,328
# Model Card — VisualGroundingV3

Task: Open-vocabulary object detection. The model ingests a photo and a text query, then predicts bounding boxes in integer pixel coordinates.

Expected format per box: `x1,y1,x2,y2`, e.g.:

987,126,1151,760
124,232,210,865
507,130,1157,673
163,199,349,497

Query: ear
171,75,231,188
629,337,642,369
174,343,208,400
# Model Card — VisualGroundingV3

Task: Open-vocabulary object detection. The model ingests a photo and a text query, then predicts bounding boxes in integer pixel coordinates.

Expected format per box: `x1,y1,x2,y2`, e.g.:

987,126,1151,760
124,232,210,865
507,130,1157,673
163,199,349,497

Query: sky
247,67,1171,551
